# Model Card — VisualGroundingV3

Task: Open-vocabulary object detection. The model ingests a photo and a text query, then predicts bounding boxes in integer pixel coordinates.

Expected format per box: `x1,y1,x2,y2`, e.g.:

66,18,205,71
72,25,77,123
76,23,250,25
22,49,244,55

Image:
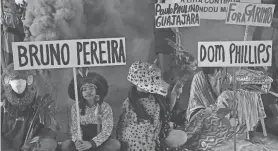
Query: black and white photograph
1,0,278,151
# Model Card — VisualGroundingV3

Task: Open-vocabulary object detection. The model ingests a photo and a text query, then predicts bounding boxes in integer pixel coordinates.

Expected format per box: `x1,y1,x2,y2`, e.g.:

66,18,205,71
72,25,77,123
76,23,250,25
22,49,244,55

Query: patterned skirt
161,108,246,151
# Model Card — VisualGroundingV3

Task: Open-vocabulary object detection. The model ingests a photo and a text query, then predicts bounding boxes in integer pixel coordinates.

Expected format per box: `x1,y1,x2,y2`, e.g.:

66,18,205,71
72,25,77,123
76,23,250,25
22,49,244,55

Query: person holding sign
60,71,121,151
1,64,59,151
186,67,232,121
116,61,187,151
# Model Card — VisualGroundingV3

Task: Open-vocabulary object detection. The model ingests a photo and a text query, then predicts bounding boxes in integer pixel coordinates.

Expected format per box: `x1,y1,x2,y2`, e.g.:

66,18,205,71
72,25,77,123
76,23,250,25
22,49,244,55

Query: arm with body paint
91,103,113,147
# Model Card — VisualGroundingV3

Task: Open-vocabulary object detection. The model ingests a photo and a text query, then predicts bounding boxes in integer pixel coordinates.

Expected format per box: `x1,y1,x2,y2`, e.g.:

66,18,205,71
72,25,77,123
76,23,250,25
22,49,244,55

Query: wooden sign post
225,2,276,150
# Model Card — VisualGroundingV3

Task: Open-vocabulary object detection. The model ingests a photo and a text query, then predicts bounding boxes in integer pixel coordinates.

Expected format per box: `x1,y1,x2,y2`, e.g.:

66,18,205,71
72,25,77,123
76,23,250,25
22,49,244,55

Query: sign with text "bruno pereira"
198,40,272,67
12,38,126,70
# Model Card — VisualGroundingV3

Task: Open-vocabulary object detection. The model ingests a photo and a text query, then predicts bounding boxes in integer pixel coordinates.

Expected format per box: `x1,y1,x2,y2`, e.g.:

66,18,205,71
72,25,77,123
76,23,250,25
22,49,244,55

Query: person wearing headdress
116,61,187,151
1,63,58,151
60,70,121,151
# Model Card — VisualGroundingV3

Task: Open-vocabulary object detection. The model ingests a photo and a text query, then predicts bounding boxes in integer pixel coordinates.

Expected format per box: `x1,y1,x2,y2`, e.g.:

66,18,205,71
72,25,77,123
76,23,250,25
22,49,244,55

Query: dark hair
202,67,222,75
128,84,172,123
68,72,109,115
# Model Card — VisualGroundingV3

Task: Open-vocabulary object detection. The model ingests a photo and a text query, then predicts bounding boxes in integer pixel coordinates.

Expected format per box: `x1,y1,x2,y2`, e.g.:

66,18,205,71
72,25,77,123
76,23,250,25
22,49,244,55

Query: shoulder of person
120,98,131,109
101,101,114,112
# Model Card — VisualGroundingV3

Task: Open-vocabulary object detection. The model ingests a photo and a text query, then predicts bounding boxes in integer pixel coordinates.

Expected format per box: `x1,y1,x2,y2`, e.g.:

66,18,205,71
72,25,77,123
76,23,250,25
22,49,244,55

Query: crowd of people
4,58,274,151
1,0,278,151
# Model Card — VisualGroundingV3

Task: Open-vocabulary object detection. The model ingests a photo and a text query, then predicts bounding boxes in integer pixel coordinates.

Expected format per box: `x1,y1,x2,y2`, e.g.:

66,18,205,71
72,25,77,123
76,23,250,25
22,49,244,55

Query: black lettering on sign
75,39,125,66
61,44,70,65
29,44,41,66
254,45,257,64
227,3,273,24
200,45,206,61
261,44,270,63
207,46,214,62
111,40,119,63
18,45,28,67
155,4,162,16
90,41,99,64
99,41,107,64
40,44,49,65
229,43,271,65
77,42,82,65
249,44,254,64
156,13,200,28
83,42,90,65
226,3,237,22
200,44,225,63
119,39,126,63
230,43,235,64
50,44,61,65
107,40,111,63
244,46,248,63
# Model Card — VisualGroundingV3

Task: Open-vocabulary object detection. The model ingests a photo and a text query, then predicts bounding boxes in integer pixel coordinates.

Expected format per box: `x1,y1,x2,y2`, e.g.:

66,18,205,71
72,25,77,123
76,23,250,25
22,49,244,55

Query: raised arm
91,102,113,147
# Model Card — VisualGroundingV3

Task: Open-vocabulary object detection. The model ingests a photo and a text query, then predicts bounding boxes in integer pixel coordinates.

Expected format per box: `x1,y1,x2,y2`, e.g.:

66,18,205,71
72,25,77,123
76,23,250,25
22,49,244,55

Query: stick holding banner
73,68,82,140
244,26,249,41
225,2,276,150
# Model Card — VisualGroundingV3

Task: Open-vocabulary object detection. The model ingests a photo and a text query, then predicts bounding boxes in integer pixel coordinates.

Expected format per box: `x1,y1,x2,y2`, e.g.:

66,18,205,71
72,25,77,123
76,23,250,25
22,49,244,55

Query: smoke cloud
23,0,156,40
22,0,157,108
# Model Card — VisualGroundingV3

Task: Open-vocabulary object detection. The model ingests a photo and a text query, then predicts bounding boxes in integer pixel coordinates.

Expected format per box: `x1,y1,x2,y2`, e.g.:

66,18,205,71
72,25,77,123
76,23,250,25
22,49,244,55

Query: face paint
9,79,27,94
81,83,97,106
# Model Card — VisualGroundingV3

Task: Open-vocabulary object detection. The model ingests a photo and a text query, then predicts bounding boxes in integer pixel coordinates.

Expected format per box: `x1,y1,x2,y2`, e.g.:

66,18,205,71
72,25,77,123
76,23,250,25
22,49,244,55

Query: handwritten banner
198,41,272,67
167,0,261,20
155,3,200,28
226,2,275,27
12,38,126,70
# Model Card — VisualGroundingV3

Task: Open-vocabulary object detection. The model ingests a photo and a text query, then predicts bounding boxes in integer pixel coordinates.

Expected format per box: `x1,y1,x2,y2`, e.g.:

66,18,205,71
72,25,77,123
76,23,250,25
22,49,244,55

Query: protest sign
226,2,275,27
198,40,272,67
155,3,200,28
12,38,126,70
169,0,261,20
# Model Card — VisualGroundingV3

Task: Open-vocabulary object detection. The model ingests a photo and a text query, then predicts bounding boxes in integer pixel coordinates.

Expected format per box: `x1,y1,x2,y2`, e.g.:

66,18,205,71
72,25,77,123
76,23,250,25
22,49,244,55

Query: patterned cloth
178,108,246,151
217,90,266,131
117,95,161,151
70,102,113,147
186,71,231,121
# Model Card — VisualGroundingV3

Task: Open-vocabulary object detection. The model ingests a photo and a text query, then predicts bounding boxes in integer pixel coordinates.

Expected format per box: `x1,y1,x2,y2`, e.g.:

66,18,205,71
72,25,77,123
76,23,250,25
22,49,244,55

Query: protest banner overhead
155,3,200,28
166,0,261,20
198,40,272,67
12,38,126,70
226,2,275,27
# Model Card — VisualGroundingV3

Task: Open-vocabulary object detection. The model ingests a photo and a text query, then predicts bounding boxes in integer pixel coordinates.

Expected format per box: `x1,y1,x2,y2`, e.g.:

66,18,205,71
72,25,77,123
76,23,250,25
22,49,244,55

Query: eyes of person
82,86,95,92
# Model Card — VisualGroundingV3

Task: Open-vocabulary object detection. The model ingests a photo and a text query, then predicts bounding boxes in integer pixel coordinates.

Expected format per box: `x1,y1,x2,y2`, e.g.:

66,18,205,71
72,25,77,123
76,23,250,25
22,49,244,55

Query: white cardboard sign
12,38,126,70
226,2,275,27
165,0,261,20
155,3,200,28
198,40,272,67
